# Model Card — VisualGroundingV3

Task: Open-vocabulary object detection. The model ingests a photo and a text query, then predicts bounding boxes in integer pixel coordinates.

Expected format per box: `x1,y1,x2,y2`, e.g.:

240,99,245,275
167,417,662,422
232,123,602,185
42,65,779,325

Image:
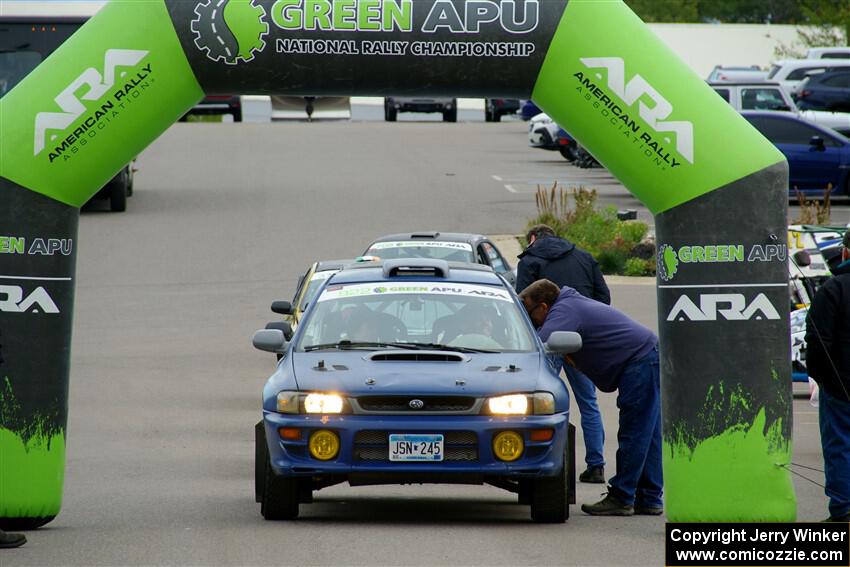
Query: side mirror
271,300,294,315
253,329,287,354
544,331,583,355
793,249,812,268
265,320,294,341
810,136,826,150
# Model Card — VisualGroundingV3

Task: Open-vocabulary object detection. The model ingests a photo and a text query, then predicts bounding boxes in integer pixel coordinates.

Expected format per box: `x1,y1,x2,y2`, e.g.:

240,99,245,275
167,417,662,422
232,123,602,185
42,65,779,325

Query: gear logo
191,0,269,65
657,244,679,282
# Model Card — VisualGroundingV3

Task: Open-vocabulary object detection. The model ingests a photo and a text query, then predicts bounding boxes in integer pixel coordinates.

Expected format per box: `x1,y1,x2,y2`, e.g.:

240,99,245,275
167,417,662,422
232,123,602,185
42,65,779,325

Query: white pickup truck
710,81,850,137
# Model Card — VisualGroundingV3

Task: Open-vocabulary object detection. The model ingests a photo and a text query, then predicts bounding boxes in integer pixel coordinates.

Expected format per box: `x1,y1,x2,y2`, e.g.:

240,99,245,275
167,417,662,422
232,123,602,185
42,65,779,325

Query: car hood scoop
366,350,468,362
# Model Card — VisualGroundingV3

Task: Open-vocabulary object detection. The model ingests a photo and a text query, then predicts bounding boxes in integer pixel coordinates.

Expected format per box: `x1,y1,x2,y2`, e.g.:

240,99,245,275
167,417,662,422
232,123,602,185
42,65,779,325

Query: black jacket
805,262,850,402
515,236,611,304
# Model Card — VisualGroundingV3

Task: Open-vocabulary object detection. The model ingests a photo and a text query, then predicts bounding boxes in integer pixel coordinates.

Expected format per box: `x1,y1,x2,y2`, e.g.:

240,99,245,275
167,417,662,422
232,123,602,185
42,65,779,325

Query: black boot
0,529,26,549
581,493,634,516
578,466,605,484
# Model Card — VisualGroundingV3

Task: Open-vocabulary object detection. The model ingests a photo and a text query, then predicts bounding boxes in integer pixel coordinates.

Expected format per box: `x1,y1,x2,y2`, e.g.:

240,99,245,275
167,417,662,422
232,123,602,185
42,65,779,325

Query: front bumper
263,412,569,480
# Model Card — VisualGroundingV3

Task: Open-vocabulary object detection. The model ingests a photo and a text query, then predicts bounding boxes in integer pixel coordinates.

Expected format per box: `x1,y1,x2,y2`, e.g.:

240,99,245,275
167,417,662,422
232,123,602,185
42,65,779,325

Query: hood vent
367,351,468,362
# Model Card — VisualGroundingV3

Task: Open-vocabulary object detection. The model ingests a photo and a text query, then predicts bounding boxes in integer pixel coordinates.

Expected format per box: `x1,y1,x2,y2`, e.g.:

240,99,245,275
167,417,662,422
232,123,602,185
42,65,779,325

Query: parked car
485,99,520,122
797,69,850,114
742,111,850,196
181,95,242,122
710,81,850,137
384,97,457,122
706,65,768,83
528,114,577,161
253,259,578,522
806,47,850,60
520,100,542,121
363,232,517,285
270,259,361,334
766,59,850,96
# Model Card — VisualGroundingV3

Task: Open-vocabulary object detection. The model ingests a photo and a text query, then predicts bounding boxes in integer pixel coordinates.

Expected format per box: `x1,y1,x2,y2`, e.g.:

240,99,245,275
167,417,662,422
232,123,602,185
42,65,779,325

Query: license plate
389,434,444,462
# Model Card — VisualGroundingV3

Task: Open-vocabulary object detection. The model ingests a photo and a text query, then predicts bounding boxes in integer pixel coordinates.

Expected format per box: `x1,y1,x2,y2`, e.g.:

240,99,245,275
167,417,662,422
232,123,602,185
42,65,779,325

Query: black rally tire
443,108,457,123
530,448,569,523
261,450,299,520
109,169,128,212
485,105,495,122
255,421,267,503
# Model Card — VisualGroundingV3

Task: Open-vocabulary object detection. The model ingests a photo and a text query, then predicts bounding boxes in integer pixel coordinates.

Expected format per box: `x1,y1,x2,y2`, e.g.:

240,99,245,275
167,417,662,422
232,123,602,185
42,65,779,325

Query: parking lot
0,115,834,566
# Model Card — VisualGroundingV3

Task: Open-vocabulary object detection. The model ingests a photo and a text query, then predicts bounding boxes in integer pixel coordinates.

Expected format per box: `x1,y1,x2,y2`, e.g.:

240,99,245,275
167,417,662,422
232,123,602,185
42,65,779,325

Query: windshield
0,51,42,97
296,281,536,353
365,241,475,263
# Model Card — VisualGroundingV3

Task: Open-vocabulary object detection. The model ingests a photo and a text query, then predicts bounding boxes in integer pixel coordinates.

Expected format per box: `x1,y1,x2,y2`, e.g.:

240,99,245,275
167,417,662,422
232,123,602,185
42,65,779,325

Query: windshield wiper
400,342,498,354
304,340,421,352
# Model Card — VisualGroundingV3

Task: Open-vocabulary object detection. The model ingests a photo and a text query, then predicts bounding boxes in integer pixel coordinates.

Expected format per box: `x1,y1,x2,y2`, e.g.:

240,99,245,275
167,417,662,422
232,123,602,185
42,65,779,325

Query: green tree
799,0,850,45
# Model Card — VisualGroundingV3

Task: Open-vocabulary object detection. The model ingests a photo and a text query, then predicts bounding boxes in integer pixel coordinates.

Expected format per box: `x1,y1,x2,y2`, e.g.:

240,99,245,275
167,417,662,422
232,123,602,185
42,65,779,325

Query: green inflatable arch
0,0,795,526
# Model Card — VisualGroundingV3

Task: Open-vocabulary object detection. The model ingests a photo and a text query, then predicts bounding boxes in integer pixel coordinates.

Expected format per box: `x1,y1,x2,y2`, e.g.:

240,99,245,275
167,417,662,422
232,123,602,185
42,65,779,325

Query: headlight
304,393,344,414
276,391,346,414
487,392,556,415
488,394,528,415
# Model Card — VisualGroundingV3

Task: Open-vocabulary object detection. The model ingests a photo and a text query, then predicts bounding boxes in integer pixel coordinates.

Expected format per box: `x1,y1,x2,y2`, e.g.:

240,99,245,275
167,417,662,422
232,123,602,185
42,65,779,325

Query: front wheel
443,108,457,123
559,146,578,162
530,449,569,523
108,169,128,212
260,447,299,520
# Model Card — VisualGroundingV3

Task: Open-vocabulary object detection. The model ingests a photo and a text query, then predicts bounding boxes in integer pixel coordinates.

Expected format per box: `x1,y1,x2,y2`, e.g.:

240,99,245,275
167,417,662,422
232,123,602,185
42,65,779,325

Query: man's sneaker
579,466,605,484
634,504,664,516
581,493,634,516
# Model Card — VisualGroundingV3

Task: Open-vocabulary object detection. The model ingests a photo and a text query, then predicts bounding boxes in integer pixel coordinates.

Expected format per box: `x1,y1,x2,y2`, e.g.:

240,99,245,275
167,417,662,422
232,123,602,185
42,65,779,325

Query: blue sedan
253,259,578,522
742,111,850,197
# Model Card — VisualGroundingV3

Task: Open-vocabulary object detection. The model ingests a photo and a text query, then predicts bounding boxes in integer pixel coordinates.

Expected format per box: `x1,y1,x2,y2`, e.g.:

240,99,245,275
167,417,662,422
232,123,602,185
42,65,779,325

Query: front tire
108,169,128,212
261,447,299,520
443,108,457,123
530,449,569,523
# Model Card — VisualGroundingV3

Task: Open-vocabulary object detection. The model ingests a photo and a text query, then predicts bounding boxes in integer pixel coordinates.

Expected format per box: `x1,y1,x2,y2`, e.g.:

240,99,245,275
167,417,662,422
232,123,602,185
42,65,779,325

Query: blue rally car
253,259,580,523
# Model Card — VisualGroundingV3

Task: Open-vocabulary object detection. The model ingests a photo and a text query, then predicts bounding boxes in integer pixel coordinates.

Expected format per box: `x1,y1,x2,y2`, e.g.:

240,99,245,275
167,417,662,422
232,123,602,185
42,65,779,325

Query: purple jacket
538,287,657,392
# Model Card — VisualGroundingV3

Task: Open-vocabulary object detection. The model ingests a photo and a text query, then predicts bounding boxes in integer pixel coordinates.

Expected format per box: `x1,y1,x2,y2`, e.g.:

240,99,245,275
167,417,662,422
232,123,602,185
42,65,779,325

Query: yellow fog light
309,429,340,461
492,431,524,462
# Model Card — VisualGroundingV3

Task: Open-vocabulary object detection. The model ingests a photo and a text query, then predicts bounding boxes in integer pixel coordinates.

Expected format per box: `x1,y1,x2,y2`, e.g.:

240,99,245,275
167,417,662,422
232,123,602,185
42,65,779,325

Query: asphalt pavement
3,117,837,566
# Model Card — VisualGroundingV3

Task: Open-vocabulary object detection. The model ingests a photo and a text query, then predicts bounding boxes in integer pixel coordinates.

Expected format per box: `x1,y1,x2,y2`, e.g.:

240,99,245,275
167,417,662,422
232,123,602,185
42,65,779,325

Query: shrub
527,183,651,275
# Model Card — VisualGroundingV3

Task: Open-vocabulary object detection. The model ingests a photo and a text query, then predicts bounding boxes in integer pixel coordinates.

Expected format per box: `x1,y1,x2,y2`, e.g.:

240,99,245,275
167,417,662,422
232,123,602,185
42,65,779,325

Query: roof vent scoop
382,259,449,278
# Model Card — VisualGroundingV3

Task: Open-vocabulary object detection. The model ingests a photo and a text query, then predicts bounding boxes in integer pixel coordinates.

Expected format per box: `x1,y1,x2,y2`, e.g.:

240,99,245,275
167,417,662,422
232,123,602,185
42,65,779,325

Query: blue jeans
819,388,850,519
608,347,663,508
558,361,605,468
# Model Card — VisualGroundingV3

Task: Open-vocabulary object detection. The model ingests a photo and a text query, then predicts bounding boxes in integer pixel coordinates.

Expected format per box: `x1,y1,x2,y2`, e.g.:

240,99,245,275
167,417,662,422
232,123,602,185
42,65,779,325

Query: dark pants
820,387,850,519
608,347,663,508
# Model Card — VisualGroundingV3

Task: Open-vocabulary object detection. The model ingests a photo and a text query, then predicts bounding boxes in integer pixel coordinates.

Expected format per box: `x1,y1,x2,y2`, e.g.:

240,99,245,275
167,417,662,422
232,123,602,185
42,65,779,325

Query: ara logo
192,0,270,65
33,49,149,156
0,285,60,314
580,57,694,164
667,293,780,322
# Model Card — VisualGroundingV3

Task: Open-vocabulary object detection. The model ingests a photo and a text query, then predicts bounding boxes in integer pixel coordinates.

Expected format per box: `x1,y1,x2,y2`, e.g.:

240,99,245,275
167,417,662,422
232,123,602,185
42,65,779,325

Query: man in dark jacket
520,280,662,516
516,225,610,303
517,225,610,484
806,230,850,522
